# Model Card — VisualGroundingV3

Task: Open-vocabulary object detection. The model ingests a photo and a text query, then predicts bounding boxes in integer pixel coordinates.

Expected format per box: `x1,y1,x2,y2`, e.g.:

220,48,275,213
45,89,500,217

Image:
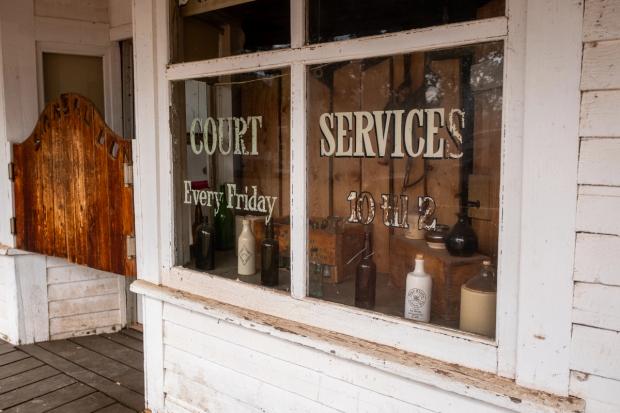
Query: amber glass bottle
355,229,377,309
260,222,279,286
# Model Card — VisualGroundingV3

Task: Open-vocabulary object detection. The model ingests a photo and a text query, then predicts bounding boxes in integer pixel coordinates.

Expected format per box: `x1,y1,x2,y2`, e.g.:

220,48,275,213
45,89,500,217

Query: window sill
131,279,584,413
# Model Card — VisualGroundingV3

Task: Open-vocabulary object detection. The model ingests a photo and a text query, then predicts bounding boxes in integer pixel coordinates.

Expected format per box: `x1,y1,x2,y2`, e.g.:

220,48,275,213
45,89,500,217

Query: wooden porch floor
0,329,144,413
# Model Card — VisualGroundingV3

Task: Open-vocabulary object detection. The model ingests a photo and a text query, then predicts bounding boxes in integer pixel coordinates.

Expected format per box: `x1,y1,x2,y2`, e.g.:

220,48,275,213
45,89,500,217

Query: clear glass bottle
195,215,215,271
237,218,256,275
355,229,376,309
404,254,432,322
309,248,323,298
460,260,497,337
261,222,279,286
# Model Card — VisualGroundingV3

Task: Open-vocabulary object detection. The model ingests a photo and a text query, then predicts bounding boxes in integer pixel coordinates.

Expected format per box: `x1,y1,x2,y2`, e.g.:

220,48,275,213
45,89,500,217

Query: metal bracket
10,217,16,235
123,163,133,187
126,235,136,259
8,163,15,181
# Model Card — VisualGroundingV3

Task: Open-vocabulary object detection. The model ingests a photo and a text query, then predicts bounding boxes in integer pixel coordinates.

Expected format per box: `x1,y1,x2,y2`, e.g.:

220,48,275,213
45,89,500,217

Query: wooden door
12,93,136,276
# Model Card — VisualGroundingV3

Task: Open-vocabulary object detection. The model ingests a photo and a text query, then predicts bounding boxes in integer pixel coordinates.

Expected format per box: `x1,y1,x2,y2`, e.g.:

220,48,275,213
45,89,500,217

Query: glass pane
308,0,505,44
306,42,503,338
172,69,291,291
172,0,290,63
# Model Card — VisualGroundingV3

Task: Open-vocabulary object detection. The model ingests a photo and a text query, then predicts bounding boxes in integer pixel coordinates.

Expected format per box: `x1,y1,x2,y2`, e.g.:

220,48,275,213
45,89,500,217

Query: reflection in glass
173,69,291,291
306,42,504,338
308,0,505,44
173,0,290,63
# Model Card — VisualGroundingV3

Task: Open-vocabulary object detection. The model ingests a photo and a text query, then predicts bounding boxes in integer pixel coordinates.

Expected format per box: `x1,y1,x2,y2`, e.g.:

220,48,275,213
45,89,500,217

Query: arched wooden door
11,93,136,276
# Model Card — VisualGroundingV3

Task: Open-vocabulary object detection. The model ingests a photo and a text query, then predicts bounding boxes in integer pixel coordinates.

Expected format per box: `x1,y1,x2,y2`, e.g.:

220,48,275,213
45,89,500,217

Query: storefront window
172,69,291,290
172,0,290,63
308,0,505,44
306,42,503,337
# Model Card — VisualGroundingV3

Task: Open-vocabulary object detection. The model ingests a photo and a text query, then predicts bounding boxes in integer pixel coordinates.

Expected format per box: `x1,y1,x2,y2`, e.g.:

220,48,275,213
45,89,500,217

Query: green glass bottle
215,184,234,250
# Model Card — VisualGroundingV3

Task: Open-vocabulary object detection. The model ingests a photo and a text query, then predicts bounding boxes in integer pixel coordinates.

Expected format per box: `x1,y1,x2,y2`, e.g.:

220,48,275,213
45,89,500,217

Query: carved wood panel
12,94,136,276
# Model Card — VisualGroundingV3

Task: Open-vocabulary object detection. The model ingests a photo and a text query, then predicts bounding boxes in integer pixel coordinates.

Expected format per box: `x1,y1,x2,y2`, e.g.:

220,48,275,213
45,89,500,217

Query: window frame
142,0,531,379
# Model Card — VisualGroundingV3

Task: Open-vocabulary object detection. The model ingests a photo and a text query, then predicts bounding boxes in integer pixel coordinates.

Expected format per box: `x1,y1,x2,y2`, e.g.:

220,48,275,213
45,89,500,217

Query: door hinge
10,217,16,235
123,163,133,187
126,235,136,259
8,162,15,181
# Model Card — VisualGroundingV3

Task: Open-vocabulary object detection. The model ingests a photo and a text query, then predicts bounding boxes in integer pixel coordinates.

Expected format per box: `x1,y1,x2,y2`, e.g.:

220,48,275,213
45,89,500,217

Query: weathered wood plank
120,329,143,341
584,0,620,42
49,311,122,337
46,391,115,413
578,138,620,186
576,186,620,236
48,265,117,285
102,333,143,353
94,402,137,413
570,371,620,407
0,358,44,380
164,370,264,413
71,335,143,371
570,324,620,381
48,277,120,301
573,282,620,331
581,40,620,90
18,344,145,411
37,340,143,394
2,382,95,413
574,233,620,286
0,374,75,410
0,351,29,367
0,365,59,394
580,91,620,137
49,294,120,319
0,342,15,355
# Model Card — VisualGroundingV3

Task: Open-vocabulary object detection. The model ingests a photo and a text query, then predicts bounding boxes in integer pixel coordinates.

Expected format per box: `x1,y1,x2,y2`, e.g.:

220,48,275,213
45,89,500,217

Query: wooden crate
252,217,365,283
389,236,489,324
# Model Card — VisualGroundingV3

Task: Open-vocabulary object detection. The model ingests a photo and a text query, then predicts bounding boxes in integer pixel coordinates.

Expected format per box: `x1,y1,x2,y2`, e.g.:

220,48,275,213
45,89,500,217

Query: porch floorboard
0,329,144,413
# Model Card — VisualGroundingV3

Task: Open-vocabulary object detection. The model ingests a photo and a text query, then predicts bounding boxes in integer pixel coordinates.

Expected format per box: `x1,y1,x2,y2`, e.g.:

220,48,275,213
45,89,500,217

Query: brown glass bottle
191,205,203,260
261,222,279,286
355,229,376,309
196,215,215,271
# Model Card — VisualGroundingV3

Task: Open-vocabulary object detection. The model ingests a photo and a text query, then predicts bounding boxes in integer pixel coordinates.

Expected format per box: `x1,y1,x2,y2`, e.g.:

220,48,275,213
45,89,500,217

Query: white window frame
132,0,583,397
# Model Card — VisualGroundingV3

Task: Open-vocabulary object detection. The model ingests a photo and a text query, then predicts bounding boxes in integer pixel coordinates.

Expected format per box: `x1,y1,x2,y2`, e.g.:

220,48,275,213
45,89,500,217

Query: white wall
161,303,514,413
0,0,131,344
46,257,126,340
568,1,620,412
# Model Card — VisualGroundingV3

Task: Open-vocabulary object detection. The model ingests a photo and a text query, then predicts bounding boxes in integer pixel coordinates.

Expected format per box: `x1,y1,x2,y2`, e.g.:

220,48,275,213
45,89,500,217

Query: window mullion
290,62,307,299
290,0,305,49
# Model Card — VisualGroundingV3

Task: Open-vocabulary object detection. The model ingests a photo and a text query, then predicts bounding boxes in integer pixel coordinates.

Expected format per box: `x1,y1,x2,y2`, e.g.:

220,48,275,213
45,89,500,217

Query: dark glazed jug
446,213,478,257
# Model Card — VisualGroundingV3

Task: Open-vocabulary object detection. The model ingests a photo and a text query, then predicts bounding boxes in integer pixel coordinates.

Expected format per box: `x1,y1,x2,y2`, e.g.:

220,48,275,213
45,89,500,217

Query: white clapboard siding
570,324,620,381
578,139,620,186
164,346,342,413
47,277,120,301
164,371,262,413
580,91,620,137
583,0,620,42
573,283,620,331
584,399,620,413
570,371,620,407
574,233,620,286
164,323,442,413
581,40,620,90
48,264,117,284
162,304,513,413
49,309,121,337
576,186,620,236
48,294,120,318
